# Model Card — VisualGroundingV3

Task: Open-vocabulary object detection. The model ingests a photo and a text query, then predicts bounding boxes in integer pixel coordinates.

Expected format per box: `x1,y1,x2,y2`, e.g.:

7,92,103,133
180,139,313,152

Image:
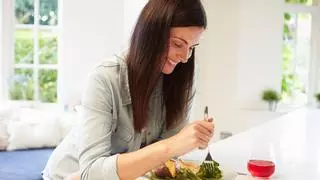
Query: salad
149,159,223,180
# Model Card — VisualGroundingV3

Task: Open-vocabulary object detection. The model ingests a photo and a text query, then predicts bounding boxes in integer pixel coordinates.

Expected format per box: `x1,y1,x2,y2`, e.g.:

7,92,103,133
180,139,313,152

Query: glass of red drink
247,159,275,178
248,131,276,178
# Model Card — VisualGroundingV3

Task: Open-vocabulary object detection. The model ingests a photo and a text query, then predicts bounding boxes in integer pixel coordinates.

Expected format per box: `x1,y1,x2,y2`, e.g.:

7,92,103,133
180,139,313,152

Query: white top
208,108,320,180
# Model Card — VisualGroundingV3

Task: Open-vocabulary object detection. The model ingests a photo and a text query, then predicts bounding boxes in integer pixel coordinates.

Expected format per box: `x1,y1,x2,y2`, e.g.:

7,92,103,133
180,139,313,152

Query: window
9,0,58,103
282,0,320,106
286,0,314,6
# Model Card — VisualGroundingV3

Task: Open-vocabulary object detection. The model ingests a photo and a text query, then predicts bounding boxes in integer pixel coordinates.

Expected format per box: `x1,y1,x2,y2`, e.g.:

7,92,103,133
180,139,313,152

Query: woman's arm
71,118,212,180
117,74,206,180
77,67,173,180
117,120,213,180
78,66,213,180
78,67,120,180
117,138,172,179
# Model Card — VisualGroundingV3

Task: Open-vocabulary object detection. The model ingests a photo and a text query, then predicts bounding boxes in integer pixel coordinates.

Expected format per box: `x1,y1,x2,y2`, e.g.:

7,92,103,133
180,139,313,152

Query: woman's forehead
170,27,204,45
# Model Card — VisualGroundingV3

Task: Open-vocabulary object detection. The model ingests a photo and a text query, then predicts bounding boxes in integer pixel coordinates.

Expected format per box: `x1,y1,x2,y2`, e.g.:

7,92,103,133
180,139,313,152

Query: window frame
1,0,60,104
1,0,15,102
0,0,3,101
283,2,320,106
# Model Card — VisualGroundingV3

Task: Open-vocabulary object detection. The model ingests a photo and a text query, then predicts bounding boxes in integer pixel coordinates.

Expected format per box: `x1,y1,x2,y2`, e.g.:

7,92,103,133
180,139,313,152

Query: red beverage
247,159,275,178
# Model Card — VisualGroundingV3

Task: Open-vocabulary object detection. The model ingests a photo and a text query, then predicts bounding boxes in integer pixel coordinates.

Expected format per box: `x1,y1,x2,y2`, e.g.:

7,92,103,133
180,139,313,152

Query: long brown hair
126,0,207,132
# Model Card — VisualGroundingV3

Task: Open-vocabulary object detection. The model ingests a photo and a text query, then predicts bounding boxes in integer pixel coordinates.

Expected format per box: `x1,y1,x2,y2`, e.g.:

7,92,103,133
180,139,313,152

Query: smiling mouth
168,59,178,66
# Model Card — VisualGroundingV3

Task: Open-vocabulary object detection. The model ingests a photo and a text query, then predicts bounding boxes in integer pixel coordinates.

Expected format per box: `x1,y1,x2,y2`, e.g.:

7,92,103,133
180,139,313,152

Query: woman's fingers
194,123,213,137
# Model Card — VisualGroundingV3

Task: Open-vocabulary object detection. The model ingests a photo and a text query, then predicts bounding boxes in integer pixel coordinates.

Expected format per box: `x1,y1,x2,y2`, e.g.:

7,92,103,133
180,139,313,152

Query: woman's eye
174,42,183,48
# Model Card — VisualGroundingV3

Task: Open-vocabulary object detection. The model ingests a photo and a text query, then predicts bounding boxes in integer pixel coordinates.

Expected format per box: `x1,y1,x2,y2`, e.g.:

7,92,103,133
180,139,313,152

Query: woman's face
162,26,204,74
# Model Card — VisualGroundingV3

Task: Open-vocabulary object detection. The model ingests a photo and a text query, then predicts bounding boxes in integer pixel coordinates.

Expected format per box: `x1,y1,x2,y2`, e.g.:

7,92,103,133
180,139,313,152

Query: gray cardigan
42,54,192,180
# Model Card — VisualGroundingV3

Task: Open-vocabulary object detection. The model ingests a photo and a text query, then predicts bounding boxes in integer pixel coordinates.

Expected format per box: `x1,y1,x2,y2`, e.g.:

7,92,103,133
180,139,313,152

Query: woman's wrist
159,136,177,160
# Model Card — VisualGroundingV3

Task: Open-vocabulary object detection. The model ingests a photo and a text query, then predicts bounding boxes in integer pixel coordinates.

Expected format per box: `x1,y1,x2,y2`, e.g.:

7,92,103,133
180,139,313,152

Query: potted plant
315,93,320,108
261,89,281,112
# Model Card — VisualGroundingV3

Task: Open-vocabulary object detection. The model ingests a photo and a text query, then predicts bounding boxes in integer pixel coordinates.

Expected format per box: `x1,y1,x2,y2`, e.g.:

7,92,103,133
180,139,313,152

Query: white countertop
208,108,320,180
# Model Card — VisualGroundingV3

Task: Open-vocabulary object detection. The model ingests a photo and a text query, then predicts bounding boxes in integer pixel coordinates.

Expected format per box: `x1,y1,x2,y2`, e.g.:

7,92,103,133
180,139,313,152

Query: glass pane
39,29,58,64
15,0,34,24
285,0,313,5
39,69,57,103
282,13,312,105
15,29,34,64
40,0,58,25
9,68,34,101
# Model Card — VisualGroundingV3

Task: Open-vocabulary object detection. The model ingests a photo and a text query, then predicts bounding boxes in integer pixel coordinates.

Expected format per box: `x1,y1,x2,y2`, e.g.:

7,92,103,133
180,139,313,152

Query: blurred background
0,0,319,141
0,0,319,179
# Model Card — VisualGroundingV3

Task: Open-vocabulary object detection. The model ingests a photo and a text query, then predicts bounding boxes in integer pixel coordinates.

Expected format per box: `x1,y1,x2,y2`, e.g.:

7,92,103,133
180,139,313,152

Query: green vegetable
150,160,223,180
197,161,222,179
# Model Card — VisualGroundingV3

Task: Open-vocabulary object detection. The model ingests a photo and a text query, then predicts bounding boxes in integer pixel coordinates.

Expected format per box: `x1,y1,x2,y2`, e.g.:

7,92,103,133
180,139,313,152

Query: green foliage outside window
15,0,58,25
9,69,34,101
282,0,312,103
285,0,313,5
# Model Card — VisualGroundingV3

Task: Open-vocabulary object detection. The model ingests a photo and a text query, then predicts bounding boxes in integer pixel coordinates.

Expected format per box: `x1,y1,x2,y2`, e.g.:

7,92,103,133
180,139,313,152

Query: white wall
123,0,148,49
193,0,241,136
311,10,320,105
236,0,284,109
58,0,125,106
58,0,150,107
193,0,284,137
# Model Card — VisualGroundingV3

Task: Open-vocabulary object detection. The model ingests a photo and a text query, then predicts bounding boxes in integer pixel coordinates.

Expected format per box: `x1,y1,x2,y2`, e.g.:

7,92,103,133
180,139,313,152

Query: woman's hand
64,172,80,180
165,119,214,157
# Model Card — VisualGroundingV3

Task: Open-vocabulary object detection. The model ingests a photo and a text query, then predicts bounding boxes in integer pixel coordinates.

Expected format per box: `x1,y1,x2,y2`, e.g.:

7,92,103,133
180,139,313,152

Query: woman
43,0,213,179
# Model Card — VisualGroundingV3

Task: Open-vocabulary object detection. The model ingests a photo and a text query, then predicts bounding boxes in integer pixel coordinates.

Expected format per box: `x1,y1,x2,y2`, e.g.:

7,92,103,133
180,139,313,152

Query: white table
208,108,320,180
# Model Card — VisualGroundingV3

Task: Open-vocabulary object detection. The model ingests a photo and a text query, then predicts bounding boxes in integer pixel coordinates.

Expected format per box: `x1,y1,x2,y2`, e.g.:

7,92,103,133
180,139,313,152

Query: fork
205,151,213,161
204,106,214,162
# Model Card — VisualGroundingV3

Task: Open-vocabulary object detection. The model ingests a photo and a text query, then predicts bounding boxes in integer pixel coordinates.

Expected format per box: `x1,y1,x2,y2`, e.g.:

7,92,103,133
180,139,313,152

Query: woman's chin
162,63,176,74
162,68,174,74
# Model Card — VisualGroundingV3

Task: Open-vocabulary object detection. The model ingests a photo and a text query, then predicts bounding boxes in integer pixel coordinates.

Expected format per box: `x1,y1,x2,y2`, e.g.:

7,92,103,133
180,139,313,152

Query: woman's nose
178,49,190,63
